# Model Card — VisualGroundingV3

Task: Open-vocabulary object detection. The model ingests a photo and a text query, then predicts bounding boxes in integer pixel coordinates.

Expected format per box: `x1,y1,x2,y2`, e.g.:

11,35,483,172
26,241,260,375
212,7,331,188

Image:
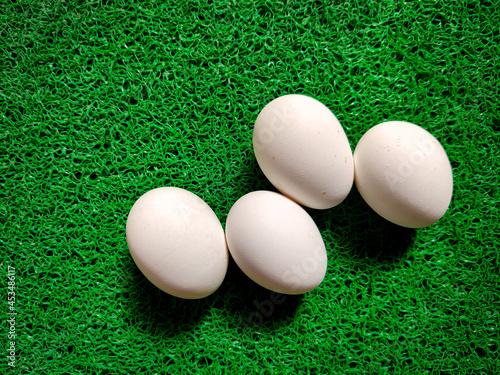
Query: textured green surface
1,0,499,373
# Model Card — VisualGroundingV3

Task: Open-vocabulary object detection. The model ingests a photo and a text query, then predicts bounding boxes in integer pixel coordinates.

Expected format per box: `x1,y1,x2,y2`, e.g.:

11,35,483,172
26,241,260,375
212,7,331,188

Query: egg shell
353,121,453,228
253,94,354,209
225,190,327,295
126,187,228,299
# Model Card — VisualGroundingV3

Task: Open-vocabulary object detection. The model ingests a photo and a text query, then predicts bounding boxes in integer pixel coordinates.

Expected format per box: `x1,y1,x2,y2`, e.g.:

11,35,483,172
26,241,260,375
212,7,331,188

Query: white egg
126,187,228,299
253,94,354,209
225,191,327,295
353,121,453,228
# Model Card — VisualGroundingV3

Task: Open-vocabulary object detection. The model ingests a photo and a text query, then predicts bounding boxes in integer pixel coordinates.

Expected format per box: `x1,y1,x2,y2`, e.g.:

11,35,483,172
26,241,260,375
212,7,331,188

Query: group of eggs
126,94,453,299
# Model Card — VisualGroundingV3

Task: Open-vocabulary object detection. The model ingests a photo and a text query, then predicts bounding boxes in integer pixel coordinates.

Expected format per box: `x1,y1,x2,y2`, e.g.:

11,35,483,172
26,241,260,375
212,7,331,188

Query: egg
353,121,453,228
126,187,228,299
225,191,328,295
253,94,354,209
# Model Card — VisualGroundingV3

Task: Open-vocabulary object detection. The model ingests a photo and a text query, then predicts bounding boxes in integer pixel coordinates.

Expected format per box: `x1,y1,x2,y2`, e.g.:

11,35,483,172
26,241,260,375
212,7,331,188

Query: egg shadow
123,258,215,336
244,148,416,267
219,152,303,333
222,153,415,332
217,256,304,335
307,185,416,269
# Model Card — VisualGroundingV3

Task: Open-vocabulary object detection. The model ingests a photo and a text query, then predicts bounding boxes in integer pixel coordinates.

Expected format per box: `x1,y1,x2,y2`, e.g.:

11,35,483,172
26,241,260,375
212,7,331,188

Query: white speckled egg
126,187,228,299
353,121,453,228
225,190,327,295
253,94,354,209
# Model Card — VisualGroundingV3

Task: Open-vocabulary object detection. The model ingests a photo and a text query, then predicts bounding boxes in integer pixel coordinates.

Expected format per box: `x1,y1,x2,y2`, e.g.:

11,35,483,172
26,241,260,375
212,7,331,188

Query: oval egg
253,94,354,209
225,190,328,295
126,187,228,299
353,121,453,228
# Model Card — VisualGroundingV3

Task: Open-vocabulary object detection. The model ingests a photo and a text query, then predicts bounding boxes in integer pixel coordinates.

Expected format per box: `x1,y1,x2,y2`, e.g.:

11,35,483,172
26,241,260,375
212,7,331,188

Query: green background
1,0,499,373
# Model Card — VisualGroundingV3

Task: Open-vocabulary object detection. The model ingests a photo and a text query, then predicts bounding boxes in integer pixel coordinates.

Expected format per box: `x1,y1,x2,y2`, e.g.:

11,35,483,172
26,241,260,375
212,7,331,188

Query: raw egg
225,190,327,295
126,187,228,299
353,121,453,228
253,94,354,209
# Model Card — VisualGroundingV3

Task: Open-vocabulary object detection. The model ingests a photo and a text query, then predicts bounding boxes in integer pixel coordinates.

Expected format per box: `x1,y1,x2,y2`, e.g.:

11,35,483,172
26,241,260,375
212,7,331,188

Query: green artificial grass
1,0,499,373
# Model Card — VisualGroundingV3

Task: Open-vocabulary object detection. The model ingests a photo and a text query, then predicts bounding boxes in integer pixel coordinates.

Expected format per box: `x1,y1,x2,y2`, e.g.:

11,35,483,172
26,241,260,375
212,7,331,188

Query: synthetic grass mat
1,0,499,373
